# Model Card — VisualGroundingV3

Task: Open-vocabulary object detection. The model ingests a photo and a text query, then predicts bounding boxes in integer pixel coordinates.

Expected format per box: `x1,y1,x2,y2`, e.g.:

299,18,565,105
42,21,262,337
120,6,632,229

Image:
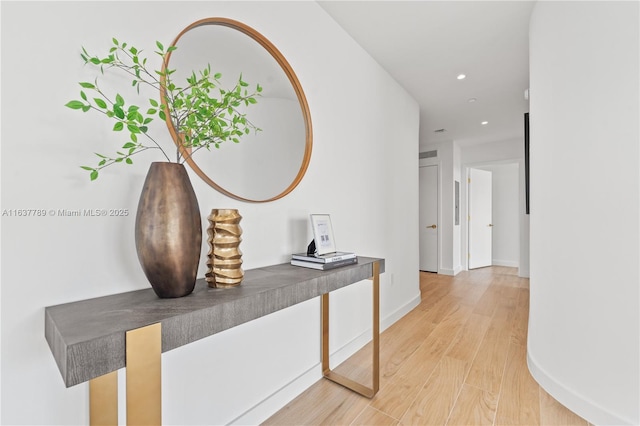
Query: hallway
265,267,589,425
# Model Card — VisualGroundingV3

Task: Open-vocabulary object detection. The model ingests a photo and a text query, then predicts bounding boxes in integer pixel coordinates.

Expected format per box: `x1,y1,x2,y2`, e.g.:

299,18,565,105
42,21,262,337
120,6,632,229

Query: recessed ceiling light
468,98,477,103
457,74,466,80
481,121,489,125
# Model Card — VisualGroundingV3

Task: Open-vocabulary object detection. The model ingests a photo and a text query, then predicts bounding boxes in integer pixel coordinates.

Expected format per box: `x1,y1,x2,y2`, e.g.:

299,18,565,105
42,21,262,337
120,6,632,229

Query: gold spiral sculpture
206,209,243,287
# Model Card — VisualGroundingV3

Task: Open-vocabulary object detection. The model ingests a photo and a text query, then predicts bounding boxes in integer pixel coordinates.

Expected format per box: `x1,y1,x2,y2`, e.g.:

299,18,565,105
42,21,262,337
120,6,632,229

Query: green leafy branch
66,38,262,180
162,64,263,163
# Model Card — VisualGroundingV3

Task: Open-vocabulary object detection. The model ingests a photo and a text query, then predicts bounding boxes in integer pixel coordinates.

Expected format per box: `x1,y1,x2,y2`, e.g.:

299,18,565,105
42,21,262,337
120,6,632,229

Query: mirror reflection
164,18,312,202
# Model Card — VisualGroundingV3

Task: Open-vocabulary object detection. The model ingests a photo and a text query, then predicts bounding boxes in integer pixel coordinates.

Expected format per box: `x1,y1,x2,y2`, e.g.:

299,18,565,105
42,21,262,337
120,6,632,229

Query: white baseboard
439,267,462,276
492,259,519,268
527,350,634,426
231,292,422,425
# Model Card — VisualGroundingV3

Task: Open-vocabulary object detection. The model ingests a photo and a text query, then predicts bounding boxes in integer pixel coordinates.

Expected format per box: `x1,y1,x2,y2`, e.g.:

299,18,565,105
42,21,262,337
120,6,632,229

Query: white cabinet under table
45,257,384,424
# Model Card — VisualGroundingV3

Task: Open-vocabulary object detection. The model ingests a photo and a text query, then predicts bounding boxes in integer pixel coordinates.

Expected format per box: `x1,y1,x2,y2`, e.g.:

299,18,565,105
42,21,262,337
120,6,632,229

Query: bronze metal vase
206,209,243,287
135,162,202,298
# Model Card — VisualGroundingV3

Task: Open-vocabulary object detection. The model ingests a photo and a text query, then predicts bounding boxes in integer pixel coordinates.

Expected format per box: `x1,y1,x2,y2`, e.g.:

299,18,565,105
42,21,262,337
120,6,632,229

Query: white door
468,168,493,269
419,165,438,272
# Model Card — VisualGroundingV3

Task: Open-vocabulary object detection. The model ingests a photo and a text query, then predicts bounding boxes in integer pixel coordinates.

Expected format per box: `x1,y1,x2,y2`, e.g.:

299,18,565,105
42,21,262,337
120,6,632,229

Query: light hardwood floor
264,266,590,426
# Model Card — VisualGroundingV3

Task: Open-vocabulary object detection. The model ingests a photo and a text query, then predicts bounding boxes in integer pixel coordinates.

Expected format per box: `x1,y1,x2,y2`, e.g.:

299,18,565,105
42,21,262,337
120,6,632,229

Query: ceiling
318,1,534,148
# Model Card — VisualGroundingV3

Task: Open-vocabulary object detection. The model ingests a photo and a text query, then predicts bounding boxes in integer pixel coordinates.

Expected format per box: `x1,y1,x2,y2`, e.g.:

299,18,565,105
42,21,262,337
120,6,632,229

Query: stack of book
290,251,357,270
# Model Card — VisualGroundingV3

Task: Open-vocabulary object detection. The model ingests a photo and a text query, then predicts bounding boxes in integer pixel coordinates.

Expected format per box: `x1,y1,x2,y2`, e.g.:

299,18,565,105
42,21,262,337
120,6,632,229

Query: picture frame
310,214,336,255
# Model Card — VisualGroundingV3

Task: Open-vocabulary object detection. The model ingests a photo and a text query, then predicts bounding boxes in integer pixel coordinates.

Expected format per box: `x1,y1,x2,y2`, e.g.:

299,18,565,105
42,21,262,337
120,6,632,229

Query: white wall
461,138,529,276
476,163,520,267
0,2,420,425
529,2,639,425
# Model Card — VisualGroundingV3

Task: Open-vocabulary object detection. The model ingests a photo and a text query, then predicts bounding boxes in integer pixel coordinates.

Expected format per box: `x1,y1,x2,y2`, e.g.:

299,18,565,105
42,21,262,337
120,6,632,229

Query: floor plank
369,333,449,419
352,406,399,426
510,288,530,346
539,388,589,426
446,312,491,365
465,304,516,393
446,384,498,426
494,342,540,425
398,356,468,425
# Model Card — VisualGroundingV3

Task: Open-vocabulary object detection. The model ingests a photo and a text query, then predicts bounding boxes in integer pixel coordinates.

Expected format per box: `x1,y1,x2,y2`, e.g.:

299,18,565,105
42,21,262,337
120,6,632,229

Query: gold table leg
90,371,118,425
322,261,380,398
126,322,162,425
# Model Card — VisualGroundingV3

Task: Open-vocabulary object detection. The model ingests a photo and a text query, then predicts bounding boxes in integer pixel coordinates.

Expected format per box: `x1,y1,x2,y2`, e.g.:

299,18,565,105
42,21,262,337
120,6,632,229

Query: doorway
419,165,438,272
464,162,522,272
468,168,493,269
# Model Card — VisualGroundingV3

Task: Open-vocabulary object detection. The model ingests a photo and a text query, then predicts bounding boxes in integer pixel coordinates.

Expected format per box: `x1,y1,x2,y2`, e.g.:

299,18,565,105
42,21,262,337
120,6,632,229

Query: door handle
488,224,493,227
427,224,437,229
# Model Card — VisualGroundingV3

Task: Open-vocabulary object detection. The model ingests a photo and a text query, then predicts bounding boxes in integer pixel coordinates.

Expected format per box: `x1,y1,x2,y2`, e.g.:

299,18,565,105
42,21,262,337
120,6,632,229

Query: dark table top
45,257,384,387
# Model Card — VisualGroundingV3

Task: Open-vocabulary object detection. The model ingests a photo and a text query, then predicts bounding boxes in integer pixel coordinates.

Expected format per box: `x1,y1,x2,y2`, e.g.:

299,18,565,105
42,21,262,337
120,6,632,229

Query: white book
290,257,358,270
291,251,356,264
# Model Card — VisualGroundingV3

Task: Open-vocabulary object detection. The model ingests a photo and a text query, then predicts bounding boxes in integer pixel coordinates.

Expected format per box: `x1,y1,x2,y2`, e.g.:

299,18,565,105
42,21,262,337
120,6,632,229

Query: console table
45,257,384,425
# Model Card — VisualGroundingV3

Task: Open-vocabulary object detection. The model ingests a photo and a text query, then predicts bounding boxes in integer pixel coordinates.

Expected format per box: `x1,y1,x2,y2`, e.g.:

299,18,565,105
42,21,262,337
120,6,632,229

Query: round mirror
162,18,312,202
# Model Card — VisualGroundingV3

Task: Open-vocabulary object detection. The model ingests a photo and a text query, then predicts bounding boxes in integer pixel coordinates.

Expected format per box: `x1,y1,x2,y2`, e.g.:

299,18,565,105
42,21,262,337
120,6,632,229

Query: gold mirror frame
161,17,312,202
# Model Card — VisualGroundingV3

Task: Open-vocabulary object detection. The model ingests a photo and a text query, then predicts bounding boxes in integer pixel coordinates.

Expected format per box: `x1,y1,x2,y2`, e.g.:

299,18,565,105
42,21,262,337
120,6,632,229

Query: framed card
310,214,336,255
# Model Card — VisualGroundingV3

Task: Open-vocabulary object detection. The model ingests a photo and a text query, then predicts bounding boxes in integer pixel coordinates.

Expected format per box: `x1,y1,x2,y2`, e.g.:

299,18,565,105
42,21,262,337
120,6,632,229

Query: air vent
434,129,446,133
419,150,438,159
